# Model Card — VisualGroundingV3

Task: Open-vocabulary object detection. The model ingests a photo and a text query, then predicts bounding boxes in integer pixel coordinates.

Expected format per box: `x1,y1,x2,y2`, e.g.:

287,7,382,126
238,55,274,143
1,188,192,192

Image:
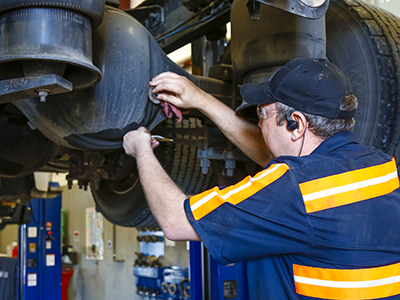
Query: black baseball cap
239,58,355,119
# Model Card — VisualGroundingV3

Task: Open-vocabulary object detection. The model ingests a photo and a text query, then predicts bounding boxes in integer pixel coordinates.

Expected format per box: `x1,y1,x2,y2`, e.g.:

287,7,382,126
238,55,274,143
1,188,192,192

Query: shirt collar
312,131,359,155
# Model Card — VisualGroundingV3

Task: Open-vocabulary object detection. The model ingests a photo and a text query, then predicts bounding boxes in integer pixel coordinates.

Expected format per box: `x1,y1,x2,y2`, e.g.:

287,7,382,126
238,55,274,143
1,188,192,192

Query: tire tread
330,0,400,154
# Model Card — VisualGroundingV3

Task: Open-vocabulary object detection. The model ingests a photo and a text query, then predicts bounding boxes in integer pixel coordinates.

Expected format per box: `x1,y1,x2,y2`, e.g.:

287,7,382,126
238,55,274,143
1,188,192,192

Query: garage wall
62,185,190,300
0,186,190,300
0,224,18,254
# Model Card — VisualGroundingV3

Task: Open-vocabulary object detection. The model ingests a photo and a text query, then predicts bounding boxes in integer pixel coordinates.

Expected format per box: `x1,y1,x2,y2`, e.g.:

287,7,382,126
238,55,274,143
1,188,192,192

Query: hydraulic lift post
18,194,62,300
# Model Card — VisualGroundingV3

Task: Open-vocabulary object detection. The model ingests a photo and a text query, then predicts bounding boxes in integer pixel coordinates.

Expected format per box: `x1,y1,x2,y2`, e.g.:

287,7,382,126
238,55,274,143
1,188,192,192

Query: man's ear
258,118,268,131
290,111,307,141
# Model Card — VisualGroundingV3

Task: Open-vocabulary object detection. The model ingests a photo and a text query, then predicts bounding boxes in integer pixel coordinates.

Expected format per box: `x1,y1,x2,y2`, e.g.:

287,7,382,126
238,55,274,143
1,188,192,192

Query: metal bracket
198,148,249,176
0,203,32,226
253,0,330,19
125,5,164,30
208,64,233,82
66,151,109,191
247,0,261,21
0,74,73,104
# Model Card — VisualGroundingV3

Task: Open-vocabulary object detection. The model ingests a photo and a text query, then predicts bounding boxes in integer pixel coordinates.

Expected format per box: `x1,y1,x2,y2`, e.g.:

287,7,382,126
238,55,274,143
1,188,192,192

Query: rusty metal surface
126,0,231,53
254,0,330,19
0,75,72,104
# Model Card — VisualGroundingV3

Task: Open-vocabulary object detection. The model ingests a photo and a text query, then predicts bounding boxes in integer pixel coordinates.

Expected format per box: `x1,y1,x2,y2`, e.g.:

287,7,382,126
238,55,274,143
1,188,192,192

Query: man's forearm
149,72,271,166
199,94,271,167
135,145,200,241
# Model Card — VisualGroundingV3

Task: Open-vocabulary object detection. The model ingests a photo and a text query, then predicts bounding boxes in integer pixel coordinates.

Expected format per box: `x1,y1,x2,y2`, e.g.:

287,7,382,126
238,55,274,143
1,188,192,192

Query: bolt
38,90,49,102
225,159,236,177
200,158,210,174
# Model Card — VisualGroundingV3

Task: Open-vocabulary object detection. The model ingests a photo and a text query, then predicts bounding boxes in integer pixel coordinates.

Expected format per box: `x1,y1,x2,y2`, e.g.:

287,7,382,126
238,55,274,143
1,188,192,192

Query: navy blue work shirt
185,131,400,300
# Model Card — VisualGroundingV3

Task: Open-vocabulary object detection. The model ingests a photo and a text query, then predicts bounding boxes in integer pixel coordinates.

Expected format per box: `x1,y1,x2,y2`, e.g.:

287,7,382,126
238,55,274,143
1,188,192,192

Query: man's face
258,102,292,158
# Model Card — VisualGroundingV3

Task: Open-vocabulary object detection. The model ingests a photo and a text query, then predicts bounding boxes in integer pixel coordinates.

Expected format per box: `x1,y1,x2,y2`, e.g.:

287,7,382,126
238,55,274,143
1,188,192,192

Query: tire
91,116,214,227
0,0,105,27
91,167,157,227
163,118,214,196
326,0,400,159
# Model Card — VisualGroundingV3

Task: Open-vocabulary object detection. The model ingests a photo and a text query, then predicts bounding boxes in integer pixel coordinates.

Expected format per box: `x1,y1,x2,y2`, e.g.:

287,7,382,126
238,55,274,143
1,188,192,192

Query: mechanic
123,58,400,299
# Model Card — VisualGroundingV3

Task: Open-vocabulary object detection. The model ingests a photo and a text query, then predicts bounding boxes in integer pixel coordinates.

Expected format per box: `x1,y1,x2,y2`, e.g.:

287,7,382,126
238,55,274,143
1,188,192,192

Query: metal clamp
148,86,161,104
198,148,250,176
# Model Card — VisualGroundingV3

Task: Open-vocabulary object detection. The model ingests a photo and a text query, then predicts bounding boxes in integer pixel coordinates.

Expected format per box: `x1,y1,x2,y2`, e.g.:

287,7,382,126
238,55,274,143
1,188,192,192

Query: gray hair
276,94,358,140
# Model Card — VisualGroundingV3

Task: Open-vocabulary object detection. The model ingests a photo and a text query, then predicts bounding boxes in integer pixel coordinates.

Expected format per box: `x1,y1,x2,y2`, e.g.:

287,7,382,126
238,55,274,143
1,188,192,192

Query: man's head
241,58,358,157
241,58,356,120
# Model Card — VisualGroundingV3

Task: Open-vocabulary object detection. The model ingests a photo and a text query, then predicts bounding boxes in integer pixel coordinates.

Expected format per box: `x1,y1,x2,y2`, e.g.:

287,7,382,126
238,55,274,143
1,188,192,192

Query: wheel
326,0,400,159
91,166,157,227
162,118,214,195
0,0,105,27
91,117,214,227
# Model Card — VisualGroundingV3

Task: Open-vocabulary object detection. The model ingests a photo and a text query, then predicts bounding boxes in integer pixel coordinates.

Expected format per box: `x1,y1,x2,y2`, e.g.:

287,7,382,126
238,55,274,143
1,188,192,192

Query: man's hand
149,72,210,110
122,126,200,242
150,72,270,167
123,127,159,158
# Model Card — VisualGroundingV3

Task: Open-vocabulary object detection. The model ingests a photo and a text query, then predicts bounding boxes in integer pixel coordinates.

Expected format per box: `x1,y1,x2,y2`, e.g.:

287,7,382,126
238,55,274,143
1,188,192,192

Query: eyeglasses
257,105,277,121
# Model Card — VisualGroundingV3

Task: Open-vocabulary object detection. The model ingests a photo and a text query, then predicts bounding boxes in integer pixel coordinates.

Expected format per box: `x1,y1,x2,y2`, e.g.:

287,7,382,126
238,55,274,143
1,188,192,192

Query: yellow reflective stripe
189,163,289,220
299,157,399,213
293,263,400,299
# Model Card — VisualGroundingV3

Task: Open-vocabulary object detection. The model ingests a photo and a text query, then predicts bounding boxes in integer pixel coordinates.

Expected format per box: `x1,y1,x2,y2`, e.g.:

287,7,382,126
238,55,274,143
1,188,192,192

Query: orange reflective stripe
189,163,289,220
293,263,400,299
299,157,399,213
